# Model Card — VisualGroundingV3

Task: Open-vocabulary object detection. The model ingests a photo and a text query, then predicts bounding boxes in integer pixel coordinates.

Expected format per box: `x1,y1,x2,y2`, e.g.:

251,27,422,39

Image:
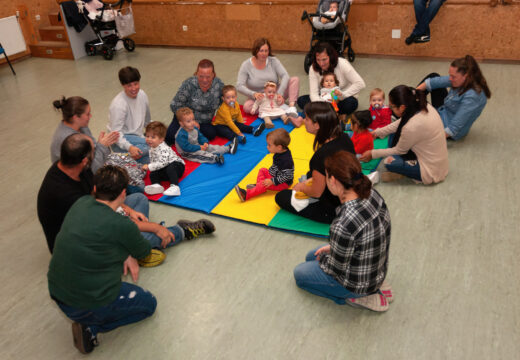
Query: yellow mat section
211,155,312,224
287,126,315,160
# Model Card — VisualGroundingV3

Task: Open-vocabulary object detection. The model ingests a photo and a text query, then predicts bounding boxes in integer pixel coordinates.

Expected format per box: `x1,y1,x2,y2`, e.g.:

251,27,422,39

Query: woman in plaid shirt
293,151,393,312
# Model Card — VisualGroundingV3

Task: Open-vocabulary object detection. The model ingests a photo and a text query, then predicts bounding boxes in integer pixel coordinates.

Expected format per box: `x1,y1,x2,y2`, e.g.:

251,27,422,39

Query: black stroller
81,0,136,60
301,0,355,73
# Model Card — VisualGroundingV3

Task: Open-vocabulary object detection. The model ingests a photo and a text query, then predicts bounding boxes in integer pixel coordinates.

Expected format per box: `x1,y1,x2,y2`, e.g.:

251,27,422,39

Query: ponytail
52,96,89,124
324,151,372,199
451,55,491,98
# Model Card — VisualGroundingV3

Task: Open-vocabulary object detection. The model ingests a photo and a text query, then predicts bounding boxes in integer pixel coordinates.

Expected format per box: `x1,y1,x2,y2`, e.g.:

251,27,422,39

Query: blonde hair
369,88,385,100
222,85,236,97
264,81,277,91
176,107,194,122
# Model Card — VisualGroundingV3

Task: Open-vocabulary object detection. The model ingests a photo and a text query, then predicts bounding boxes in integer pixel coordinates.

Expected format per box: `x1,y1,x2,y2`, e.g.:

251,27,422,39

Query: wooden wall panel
131,2,520,61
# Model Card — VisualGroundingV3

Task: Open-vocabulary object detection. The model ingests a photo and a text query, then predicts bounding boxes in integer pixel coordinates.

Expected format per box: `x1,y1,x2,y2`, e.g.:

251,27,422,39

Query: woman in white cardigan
360,85,449,184
297,42,365,119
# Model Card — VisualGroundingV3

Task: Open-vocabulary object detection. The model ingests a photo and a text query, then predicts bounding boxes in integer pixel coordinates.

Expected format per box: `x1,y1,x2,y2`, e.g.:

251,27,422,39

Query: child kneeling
175,107,237,164
234,128,294,201
143,121,185,196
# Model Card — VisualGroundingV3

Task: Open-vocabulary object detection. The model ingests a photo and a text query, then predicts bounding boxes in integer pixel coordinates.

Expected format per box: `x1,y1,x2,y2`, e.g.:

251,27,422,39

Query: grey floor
1,48,519,360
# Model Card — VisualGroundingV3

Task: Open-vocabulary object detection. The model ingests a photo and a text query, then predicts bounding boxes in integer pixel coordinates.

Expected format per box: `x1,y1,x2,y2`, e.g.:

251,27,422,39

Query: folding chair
0,43,16,75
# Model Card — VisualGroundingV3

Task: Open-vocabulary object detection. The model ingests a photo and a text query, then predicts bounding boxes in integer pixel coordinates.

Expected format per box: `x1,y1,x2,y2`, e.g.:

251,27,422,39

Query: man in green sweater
48,165,155,354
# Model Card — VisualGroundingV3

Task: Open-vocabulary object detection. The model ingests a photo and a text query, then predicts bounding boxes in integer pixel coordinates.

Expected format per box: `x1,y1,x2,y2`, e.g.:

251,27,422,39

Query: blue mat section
157,119,295,213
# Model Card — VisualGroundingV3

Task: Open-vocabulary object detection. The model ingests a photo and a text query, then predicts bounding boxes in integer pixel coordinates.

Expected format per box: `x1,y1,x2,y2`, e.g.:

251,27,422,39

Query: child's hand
142,164,149,171
262,178,273,187
334,89,342,97
201,143,209,151
194,121,200,129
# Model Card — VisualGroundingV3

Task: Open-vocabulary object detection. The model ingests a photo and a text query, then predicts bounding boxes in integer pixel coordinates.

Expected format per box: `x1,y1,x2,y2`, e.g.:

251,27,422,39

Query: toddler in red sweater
351,110,374,155
369,88,392,129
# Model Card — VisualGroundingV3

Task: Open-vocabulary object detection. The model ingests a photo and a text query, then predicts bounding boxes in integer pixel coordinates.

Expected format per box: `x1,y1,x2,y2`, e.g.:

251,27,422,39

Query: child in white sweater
252,81,303,128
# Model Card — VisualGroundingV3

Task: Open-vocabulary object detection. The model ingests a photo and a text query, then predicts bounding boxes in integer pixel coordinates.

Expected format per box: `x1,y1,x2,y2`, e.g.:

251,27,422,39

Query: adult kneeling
294,151,392,312
48,165,156,354
360,85,449,184
417,55,491,140
166,59,224,144
275,102,355,224
297,42,365,119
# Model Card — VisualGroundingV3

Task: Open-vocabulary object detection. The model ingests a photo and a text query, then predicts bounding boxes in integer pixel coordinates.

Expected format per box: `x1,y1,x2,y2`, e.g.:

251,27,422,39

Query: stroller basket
301,0,355,73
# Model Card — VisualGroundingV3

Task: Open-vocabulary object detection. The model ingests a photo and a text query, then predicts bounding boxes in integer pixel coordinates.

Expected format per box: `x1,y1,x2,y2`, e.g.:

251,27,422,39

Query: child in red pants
234,128,294,201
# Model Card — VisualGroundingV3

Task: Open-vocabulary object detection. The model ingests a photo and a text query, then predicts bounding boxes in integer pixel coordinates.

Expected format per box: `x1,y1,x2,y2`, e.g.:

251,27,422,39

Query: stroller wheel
347,48,355,62
304,53,312,74
102,45,114,60
123,38,136,52
85,44,96,56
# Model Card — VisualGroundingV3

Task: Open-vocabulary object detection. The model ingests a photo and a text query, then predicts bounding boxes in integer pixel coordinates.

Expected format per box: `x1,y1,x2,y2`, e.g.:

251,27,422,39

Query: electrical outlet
16,10,20,18
392,29,401,39
35,14,40,21
182,25,188,31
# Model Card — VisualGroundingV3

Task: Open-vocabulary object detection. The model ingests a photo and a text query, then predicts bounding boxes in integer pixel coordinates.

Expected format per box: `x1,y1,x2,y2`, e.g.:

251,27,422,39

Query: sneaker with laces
177,219,216,240
238,135,246,144
138,249,166,267
144,183,164,195
367,171,380,185
414,34,430,43
234,185,246,202
163,184,181,196
379,281,394,303
347,293,389,312
72,322,97,354
253,122,266,136
216,154,225,165
229,137,238,154
286,106,298,118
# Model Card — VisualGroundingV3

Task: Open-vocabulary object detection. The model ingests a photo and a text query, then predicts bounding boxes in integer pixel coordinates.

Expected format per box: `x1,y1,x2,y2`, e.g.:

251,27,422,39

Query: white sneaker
286,106,298,118
145,184,164,195
367,171,380,185
163,184,181,196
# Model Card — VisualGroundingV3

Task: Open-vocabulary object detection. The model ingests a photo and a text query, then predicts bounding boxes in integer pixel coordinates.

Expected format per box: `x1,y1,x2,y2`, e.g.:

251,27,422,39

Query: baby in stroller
320,1,339,24
312,0,349,29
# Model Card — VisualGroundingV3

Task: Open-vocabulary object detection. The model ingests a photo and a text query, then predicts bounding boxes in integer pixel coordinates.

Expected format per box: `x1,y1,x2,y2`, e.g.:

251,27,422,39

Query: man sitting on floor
48,165,155,354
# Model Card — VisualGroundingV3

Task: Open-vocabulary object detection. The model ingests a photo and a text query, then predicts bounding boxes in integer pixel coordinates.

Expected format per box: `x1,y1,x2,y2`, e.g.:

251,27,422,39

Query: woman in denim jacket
417,55,491,140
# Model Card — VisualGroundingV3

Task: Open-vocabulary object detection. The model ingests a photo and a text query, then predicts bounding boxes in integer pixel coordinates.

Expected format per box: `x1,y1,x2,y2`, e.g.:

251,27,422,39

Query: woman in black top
274,102,355,223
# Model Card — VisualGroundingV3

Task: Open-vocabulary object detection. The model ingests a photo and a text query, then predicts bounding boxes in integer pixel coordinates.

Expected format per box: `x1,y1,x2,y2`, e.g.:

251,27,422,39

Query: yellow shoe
138,249,166,267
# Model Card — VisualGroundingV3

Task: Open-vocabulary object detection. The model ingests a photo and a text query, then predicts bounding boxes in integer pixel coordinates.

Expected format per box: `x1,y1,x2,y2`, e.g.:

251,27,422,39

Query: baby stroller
80,0,136,60
301,0,355,74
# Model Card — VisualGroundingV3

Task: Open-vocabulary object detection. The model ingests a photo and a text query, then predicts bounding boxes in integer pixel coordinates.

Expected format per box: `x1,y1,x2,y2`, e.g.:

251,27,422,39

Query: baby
320,71,341,112
321,1,339,24
214,85,265,144
253,81,303,128
369,88,392,129
175,107,237,165
142,121,185,196
350,110,374,155
234,128,294,201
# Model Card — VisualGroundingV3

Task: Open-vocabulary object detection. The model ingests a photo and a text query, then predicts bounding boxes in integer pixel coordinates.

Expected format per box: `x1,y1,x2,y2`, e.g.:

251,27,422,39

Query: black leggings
419,73,448,109
149,162,185,186
274,190,337,224
297,95,358,116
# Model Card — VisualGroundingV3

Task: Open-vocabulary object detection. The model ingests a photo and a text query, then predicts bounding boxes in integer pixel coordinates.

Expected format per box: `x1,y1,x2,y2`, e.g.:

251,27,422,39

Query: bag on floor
115,6,135,38
105,152,145,187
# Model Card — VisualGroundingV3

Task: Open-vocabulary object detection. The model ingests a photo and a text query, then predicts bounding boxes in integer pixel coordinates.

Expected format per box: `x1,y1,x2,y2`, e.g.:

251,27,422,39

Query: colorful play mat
146,110,387,238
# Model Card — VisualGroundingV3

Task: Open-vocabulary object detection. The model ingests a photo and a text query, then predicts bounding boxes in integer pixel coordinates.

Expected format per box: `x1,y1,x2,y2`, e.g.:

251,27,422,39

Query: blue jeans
124,192,149,216
113,134,149,164
412,0,446,36
56,282,157,337
293,245,362,304
141,224,184,249
384,154,422,181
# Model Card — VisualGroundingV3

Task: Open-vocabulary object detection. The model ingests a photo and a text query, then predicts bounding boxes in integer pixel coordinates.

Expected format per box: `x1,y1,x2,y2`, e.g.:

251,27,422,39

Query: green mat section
268,209,330,237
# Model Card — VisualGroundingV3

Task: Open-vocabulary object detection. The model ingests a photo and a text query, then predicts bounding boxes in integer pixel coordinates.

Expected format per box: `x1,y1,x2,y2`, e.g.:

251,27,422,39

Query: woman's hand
276,94,284,105
359,150,373,162
254,92,264,101
314,244,331,260
98,131,119,147
129,145,143,160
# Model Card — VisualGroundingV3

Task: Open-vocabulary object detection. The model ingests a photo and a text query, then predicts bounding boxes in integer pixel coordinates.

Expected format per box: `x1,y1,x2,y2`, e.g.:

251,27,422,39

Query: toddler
350,110,374,155
319,71,341,112
321,1,339,24
214,85,265,144
369,88,392,129
252,81,303,128
142,121,185,196
234,128,294,201
175,107,237,165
